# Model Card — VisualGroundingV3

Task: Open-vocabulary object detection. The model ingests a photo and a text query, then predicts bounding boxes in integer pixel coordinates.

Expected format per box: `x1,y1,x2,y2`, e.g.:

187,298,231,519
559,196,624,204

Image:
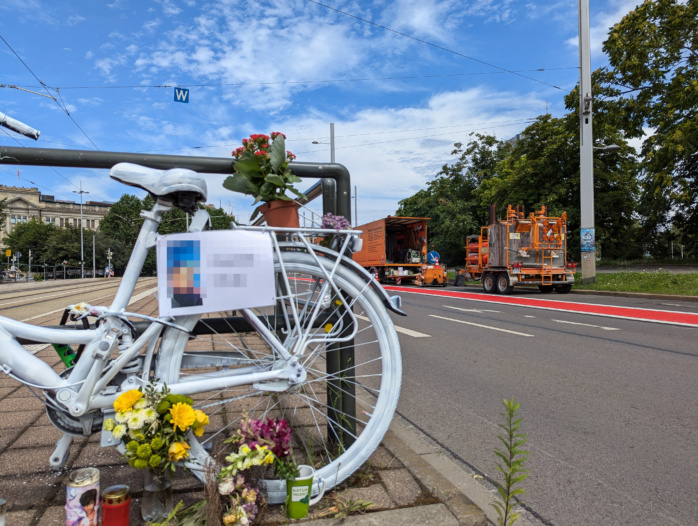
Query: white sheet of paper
156,230,275,317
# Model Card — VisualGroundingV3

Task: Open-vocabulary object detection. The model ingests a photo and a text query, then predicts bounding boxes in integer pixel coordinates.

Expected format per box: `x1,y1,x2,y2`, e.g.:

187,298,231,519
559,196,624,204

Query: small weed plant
491,398,529,526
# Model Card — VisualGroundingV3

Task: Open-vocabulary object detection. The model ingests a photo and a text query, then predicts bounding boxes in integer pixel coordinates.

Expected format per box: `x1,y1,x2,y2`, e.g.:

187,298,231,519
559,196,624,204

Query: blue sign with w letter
174,87,189,103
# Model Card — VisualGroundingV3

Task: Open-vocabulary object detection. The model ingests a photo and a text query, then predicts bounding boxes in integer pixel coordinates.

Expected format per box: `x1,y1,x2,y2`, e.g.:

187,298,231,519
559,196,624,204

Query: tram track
0,278,157,314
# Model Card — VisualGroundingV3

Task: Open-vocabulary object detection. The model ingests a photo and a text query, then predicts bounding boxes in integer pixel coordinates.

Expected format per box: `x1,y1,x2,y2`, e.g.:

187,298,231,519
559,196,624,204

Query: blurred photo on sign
157,230,275,317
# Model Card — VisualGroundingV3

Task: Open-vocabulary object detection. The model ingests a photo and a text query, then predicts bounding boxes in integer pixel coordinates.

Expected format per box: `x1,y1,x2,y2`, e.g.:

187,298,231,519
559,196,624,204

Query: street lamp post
312,122,335,163
73,181,89,279
578,0,595,284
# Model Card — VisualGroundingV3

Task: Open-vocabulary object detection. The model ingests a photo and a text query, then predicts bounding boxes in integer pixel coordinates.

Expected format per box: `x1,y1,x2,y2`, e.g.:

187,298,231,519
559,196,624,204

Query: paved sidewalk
0,372,488,525
0,278,490,525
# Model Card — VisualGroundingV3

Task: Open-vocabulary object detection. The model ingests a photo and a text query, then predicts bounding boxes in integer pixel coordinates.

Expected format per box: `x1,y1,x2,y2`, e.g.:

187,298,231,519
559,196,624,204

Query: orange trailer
352,216,446,285
455,205,575,294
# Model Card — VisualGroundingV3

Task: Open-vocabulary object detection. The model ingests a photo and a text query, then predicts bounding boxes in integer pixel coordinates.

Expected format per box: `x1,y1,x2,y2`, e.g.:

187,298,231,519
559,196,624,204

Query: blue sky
1,0,641,225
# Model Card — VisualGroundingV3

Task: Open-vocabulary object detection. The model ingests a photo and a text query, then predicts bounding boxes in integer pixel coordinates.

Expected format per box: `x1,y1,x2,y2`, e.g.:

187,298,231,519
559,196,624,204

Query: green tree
396,134,509,265
99,194,236,276
43,226,82,267
3,218,58,266
478,109,641,261
601,0,698,255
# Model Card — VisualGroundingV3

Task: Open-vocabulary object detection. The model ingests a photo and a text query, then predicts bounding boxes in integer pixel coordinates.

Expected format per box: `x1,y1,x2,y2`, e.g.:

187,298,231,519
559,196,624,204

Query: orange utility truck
454,205,575,294
352,216,447,286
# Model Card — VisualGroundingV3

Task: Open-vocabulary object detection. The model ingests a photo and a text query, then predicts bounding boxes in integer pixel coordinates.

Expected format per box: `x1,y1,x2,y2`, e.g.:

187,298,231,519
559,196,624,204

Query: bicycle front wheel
155,250,402,503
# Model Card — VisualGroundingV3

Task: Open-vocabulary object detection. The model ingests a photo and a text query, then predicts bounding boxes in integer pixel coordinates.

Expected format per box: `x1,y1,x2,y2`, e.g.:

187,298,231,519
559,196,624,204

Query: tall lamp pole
578,0,595,284
73,181,89,279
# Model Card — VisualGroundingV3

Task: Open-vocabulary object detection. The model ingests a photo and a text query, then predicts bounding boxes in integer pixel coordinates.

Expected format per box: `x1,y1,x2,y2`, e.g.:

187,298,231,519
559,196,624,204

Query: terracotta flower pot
258,200,300,228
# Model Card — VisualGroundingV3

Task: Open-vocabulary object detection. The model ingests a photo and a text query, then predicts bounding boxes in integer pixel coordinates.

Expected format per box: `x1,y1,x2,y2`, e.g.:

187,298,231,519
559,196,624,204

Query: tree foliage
397,108,641,265
98,194,236,275
396,134,508,264
601,0,698,254
3,194,235,275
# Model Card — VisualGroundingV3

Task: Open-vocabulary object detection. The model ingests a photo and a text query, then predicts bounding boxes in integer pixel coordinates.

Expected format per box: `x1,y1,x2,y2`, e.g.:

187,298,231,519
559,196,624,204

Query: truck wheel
554,284,572,294
496,274,513,294
482,273,497,293
538,285,553,293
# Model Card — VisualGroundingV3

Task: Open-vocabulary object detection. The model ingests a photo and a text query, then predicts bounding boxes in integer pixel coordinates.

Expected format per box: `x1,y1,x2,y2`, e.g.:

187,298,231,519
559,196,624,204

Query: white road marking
429,315,534,337
552,319,620,331
660,303,685,307
524,315,536,318
443,305,501,314
356,314,430,338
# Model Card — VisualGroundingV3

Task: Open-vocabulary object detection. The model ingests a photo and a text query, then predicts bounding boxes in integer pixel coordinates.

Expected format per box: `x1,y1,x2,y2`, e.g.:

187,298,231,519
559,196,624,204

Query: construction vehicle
454,205,575,294
352,216,447,286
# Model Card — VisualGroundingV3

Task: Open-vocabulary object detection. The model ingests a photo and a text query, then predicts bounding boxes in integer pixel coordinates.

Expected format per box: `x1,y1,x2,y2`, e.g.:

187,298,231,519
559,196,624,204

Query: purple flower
321,213,351,231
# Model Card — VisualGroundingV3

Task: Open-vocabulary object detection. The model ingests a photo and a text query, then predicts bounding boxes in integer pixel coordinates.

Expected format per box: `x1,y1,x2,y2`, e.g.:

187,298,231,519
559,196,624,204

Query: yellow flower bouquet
102,382,209,473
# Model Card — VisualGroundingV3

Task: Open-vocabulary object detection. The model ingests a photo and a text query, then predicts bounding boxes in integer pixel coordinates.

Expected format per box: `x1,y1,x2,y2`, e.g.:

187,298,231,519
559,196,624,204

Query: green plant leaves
490,397,529,526
222,174,259,196
270,133,286,172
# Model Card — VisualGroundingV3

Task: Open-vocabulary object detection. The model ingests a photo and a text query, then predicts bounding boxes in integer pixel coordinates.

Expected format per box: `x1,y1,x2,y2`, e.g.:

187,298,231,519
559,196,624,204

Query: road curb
569,288,698,302
382,420,489,526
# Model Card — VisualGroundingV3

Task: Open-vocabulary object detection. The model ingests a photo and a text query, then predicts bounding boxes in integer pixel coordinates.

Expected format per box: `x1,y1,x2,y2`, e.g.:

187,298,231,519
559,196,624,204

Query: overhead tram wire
0,34,100,152
305,0,565,91
1,67,578,92
128,117,538,155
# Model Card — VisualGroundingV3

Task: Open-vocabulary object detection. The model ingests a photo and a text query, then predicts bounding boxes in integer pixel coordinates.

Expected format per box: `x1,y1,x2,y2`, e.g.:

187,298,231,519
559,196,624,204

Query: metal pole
330,122,335,164
93,235,96,278
354,185,358,227
73,181,88,279
579,0,596,283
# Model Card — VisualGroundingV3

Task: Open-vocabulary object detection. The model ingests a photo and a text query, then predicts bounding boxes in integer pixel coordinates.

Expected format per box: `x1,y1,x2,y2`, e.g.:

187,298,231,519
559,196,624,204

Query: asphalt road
387,285,698,526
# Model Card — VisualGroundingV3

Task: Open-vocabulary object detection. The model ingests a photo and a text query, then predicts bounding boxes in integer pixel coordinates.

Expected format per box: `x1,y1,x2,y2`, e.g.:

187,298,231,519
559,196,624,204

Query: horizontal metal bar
0,146,353,220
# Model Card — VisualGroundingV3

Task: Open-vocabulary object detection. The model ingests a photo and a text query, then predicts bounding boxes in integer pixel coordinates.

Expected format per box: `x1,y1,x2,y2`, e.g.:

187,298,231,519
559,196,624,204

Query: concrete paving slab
0,410,43,429
0,474,61,509
0,445,81,477
5,509,35,525
379,468,422,506
73,441,129,468
10,424,64,449
367,445,403,470
337,483,395,511
277,503,459,526
0,427,22,450
382,426,489,526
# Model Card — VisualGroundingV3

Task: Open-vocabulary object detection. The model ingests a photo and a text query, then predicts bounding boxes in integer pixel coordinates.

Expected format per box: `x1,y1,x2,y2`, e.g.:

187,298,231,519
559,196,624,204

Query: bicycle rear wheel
155,251,401,503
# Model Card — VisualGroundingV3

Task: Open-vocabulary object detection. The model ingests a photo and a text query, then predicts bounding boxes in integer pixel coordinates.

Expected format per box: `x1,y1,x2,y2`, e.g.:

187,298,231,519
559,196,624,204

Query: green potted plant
224,132,306,226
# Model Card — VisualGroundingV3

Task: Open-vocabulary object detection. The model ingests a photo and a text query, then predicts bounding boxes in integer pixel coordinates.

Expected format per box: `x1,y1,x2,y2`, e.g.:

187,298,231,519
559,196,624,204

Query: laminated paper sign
157,230,275,317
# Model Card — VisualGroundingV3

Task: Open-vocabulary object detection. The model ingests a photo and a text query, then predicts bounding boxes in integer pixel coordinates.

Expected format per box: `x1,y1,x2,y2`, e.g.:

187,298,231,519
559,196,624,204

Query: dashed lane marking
429,314,534,337
443,305,501,314
552,319,621,331
356,315,430,338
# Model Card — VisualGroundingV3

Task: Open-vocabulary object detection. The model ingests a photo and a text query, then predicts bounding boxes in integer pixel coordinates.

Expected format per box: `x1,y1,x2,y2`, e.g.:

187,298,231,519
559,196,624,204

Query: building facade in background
0,185,112,248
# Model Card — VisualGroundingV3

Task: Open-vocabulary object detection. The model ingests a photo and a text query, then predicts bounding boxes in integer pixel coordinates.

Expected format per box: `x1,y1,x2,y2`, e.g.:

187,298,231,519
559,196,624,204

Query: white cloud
566,0,643,57
203,86,544,225
66,15,85,26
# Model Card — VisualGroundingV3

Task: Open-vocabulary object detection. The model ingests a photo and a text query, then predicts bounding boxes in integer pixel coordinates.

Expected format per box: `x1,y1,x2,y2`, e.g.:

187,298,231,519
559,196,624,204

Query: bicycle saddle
109,162,208,202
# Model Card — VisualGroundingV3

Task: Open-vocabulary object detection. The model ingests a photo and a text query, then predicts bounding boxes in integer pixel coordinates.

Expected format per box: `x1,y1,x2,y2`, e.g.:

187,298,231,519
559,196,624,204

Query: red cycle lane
384,286,698,328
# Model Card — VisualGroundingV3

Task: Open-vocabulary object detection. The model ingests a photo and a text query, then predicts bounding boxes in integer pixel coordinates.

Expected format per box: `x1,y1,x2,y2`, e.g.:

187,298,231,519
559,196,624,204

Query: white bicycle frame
0,197,367,432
